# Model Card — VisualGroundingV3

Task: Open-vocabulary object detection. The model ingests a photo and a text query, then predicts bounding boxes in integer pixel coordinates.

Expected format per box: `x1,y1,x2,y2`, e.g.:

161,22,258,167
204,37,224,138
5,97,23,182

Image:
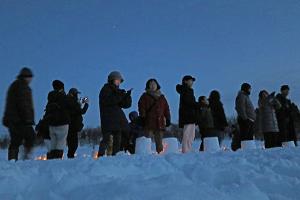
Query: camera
82,97,89,104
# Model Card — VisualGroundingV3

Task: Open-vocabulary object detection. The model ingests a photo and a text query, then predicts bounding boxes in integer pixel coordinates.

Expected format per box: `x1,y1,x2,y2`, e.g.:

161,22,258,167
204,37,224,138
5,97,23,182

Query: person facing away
208,90,228,143
138,79,171,154
2,67,35,161
197,96,216,151
66,88,89,158
235,83,256,144
276,85,297,146
176,75,198,153
124,111,145,154
44,80,70,159
98,71,132,157
257,90,281,149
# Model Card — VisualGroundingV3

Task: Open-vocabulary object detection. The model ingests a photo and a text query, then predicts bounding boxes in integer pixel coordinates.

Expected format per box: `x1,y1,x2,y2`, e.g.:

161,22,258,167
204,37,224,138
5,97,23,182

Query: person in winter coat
98,71,132,157
209,90,228,143
176,75,198,153
197,96,215,151
257,90,281,149
66,88,89,158
235,83,256,146
2,67,35,161
35,114,51,155
124,111,145,154
45,80,70,159
276,85,297,146
138,79,171,153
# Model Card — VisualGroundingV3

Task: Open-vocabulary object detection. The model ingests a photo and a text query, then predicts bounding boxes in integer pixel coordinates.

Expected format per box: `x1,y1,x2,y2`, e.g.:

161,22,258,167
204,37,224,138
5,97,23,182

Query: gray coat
258,97,281,133
235,91,256,121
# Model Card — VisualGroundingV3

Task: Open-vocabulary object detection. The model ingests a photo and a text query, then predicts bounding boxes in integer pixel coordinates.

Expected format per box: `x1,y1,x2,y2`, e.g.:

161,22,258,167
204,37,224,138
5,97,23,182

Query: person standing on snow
257,90,281,149
276,85,298,146
126,111,145,154
138,79,171,154
235,83,256,148
208,90,229,144
66,88,89,158
98,71,132,157
176,75,198,153
3,67,35,161
45,80,70,159
197,96,215,151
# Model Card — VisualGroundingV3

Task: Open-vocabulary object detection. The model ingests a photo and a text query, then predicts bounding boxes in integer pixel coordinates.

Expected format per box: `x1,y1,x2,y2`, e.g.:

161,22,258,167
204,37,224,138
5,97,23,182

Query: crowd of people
2,67,299,160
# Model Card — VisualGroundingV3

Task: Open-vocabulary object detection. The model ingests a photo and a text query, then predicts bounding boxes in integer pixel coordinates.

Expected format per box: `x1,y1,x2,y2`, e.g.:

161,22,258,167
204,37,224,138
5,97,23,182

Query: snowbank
0,145,300,200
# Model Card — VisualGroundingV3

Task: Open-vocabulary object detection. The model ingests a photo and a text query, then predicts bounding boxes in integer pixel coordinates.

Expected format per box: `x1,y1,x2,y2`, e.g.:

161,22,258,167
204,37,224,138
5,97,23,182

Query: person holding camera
98,71,132,157
66,88,89,158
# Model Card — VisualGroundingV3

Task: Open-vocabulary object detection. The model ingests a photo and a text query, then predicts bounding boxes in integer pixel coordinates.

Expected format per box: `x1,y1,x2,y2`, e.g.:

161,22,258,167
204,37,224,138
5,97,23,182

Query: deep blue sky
1,0,300,133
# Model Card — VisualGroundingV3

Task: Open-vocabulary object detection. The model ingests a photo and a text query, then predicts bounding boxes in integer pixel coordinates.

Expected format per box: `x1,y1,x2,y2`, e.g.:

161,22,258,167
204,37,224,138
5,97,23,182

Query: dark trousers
238,118,254,141
263,132,280,149
200,128,216,151
8,125,35,160
278,119,297,146
145,130,164,154
98,131,122,157
67,131,78,158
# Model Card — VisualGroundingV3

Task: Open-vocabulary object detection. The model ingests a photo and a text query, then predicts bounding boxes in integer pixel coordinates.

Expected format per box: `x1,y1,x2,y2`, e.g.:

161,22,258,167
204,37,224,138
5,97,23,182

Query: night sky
1,0,300,134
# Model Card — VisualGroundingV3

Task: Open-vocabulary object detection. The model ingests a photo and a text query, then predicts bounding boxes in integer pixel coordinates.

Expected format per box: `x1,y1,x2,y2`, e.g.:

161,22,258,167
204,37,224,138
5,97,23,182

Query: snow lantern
135,137,152,155
162,137,179,154
282,141,296,148
241,140,256,150
203,137,220,152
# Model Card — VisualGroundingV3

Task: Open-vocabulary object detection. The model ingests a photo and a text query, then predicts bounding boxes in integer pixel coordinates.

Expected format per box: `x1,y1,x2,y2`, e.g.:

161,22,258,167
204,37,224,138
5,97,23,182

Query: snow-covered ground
0,141,300,200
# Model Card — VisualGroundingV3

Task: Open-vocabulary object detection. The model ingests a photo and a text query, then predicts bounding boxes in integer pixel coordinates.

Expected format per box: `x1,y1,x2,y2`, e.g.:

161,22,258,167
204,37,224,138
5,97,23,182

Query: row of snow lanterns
35,137,297,160
135,136,222,155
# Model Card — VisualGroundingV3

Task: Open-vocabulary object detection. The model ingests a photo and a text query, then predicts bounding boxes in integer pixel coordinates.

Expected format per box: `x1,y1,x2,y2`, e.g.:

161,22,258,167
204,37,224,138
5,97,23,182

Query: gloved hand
166,119,171,127
126,89,132,96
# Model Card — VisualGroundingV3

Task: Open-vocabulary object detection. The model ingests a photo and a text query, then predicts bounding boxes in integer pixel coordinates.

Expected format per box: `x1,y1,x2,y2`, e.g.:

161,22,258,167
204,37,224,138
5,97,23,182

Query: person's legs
67,131,78,158
199,129,207,152
23,126,35,160
8,126,23,160
182,124,195,153
98,131,111,157
238,118,254,141
264,132,272,149
55,125,69,158
112,131,122,156
154,131,163,154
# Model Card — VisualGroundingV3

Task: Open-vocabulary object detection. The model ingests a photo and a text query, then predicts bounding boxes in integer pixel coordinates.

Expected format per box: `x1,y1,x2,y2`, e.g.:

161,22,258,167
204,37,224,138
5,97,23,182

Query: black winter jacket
3,78,34,127
67,95,89,132
45,90,70,126
176,84,197,128
99,83,132,132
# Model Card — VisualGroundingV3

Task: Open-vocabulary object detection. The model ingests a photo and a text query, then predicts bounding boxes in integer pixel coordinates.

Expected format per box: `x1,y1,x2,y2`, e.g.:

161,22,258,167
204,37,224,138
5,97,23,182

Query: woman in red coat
138,79,171,153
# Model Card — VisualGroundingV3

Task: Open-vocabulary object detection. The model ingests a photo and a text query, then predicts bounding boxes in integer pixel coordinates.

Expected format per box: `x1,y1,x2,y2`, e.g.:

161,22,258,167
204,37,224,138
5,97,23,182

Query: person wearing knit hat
44,80,70,159
97,71,132,157
3,67,35,161
234,82,256,150
276,85,298,146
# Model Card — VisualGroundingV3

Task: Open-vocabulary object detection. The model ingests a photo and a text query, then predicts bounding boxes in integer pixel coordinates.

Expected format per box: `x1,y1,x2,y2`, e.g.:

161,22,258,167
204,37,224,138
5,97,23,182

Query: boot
47,151,54,160
57,150,64,159
8,148,19,161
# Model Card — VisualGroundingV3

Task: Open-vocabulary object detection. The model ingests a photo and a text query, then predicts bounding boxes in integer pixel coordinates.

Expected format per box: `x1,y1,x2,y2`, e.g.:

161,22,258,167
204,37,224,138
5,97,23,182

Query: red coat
138,92,171,131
